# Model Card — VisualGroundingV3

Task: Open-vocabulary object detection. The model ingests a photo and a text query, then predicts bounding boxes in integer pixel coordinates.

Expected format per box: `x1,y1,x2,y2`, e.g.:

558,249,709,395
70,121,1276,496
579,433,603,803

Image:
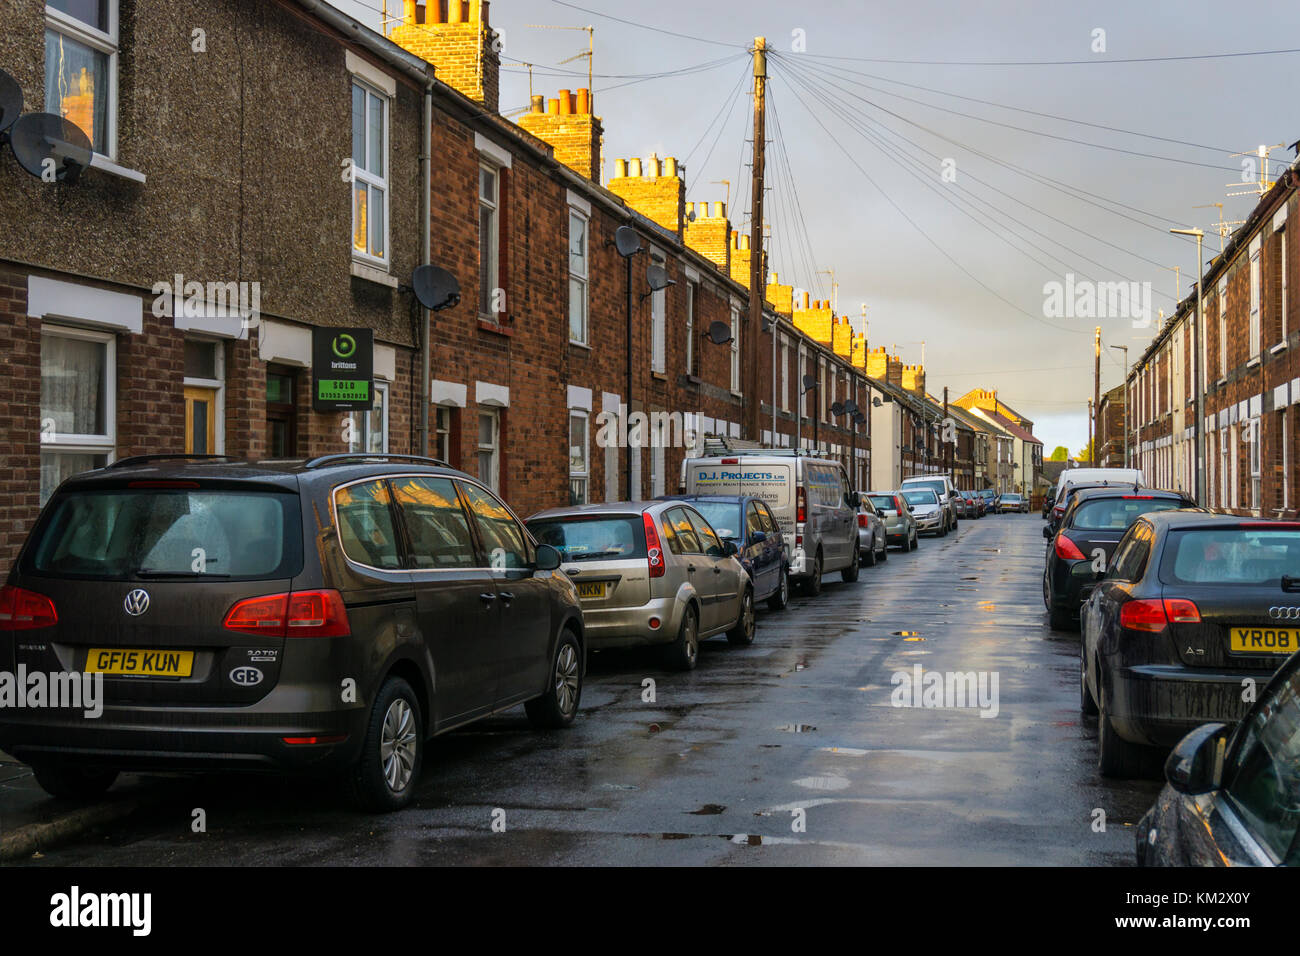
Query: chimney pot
576,87,590,113
547,98,559,114
664,156,677,178
645,155,660,177
530,94,544,114
629,157,643,177
558,89,572,114
469,0,481,23
449,0,465,23
614,158,627,178
713,201,725,219
740,234,750,251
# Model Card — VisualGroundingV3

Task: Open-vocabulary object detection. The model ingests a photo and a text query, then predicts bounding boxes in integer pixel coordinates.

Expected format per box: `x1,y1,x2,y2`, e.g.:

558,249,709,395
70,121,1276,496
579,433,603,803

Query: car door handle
479,592,497,605
712,567,721,574
687,565,696,573
498,591,515,604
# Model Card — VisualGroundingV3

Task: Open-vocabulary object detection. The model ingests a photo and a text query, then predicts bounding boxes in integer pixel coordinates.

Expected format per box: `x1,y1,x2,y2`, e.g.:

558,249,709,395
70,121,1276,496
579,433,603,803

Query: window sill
478,318,512,337
90,153,146,184
350,260,399,288
651,370,667,382
569,340,592,351
1271,341,1289,354
1247,356,1262,368
1216,377,1228,387
686,374,703,386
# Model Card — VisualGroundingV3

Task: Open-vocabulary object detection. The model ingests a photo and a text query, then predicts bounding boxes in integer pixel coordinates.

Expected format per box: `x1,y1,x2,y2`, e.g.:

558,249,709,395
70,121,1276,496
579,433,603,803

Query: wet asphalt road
24,512,1161,866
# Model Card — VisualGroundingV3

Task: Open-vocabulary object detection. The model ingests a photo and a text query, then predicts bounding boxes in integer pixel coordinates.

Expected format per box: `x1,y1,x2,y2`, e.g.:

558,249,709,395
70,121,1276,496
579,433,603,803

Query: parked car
957,490,982,519
1080,512,1300,778
527,499,754,671
682,451,861,596
1136,648,1300,866
902,488,947,537
1000,493,1028,513
901,475,959,534
866,491,919,551
1049,467,1145,528
1043,487,1194,630
0,454,585,812
1047,479,1141,534
985,489,1001,514
662,494,791,610
856,496,889,566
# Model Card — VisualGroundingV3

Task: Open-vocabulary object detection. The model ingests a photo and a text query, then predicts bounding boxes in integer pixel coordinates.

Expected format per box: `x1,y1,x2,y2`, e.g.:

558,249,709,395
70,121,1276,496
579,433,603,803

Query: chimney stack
390,1,501,113
684,199,731,272
518,86,604,181
608,153,687,238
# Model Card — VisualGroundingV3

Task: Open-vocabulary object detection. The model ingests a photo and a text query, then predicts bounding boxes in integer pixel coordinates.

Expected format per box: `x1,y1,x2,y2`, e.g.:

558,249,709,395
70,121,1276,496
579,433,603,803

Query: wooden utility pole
744,36,767,441
1087,398,1094,468
1093,326,1101,468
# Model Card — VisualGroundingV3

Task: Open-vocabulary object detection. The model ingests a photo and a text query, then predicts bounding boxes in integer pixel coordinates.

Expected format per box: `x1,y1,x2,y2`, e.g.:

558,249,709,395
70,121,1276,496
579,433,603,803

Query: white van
1048,467,1146,525
682,451,860,596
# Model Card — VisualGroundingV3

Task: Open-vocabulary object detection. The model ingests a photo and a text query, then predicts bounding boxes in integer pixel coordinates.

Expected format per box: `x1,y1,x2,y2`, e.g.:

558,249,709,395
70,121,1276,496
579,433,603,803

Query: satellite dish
852,411,866,425
830,401,844,416
411,264,461,312
843,399,858,415
0,68,21,140
705,320,732,346
9,113,91,184
612,225,640,258
802,374,817,391
646,263,675,293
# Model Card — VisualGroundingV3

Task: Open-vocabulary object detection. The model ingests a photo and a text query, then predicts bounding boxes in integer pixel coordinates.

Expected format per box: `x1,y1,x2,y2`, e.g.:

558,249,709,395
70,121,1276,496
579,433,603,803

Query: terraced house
1126,151,1300,515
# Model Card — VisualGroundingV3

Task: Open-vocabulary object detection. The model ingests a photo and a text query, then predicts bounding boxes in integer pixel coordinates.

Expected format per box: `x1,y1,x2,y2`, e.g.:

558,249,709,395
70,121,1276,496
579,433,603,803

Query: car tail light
283,735,347,745
797,487,807,524
0,585,57,630
1122,495,1154,500
1163,598,1201,624
643,513,665,578
893,495,904,514
1120,599,1169,632
224,590,350,638
857,513,869,528
1054,534,1086,561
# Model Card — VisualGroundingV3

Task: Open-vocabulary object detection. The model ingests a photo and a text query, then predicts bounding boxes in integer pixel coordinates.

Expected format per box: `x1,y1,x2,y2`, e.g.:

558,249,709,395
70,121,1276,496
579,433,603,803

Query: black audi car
1081,511,1300,778
1137,648,1300,866
1042,487,1194,631
0,454,585,812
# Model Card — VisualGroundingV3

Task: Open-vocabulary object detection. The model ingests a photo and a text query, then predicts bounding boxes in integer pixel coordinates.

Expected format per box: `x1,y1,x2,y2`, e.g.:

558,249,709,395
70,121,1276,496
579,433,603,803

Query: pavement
3,512,1163,866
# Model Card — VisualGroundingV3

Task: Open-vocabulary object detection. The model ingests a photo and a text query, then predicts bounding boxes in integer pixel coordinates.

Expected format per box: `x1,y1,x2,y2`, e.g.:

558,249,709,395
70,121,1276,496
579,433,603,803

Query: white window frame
1250,415,1261,511
478,163,500,318
45,1,119,160
729,306,741,393
651,251,667,374
182,336,226,455
684,280,697,376
1250,248,1262,360
1219,281,1228,378
568,207,589,345
569,409,589,505
435,405,452,462
477,407,500,492
348,380,389,455
1284,409,1290,512
40,324,116,503
350,77,390,267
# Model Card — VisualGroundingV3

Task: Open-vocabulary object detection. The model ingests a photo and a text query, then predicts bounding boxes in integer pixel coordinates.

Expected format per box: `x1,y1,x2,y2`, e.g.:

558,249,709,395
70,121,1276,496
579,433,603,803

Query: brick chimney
518,88,602,181
886,355,904,390
765,271,793,314
390,0,500,113
902,363,926,396
608,154,686,238
684,201,730,273
866,345,889,379
728,230,752,288
792,295,833,346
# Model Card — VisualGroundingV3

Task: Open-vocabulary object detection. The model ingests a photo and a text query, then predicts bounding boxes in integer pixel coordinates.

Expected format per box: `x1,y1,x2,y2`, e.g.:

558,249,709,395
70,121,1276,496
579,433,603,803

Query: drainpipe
418,81,432,456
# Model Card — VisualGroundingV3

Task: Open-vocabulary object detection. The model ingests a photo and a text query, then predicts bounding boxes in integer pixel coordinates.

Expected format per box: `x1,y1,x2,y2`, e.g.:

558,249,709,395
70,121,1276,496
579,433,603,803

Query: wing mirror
1042,526,1052,539
724,540,739,557
534,543,562,571
750,530,767,544
1165,723,1229,795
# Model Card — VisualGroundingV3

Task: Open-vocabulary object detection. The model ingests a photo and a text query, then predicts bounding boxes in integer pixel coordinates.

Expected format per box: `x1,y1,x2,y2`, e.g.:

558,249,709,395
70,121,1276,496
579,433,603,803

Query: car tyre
878,537,888,562
348,675,423,813
1080,645,1099,719
727,588,756,646
767,566,790,611
1098,684,1156,779
525,628,583,729
863,542,877,567
31,764,119,801
1048,605,1074,631
908,529,918,550
841,546,860,583
802,552,824,596
666,604,700,671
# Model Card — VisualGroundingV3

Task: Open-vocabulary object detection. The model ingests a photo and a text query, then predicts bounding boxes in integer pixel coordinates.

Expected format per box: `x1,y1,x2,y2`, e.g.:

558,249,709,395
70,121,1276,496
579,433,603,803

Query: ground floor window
266,366,298,458
348,381,388,454
477,407,500,492
569,411,588,505
40,325,115,504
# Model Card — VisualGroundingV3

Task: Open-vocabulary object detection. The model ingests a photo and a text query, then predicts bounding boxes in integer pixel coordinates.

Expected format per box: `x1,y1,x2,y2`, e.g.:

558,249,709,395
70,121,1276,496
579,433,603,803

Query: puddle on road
599,783,639,791
689,804,726,815
892,630,921,636
775,724,817,733
793,775,851,791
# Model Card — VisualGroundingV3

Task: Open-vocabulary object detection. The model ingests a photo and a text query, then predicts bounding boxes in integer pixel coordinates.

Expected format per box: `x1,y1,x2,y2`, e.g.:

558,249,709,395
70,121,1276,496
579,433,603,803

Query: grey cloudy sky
334,0,1300,455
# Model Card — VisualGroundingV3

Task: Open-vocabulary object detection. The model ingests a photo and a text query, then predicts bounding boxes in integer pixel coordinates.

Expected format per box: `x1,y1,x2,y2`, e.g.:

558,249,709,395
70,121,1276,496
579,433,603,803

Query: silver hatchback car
526,501,755,671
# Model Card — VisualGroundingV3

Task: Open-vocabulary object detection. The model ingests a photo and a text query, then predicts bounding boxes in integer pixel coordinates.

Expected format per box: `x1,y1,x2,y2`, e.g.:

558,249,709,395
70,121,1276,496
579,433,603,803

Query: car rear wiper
566,550,624,561
135,568,232,578
1282,574,1300,593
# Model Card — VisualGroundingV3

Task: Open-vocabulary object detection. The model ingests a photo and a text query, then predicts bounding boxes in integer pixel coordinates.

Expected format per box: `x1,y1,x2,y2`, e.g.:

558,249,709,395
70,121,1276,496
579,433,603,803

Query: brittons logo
332,333,357,359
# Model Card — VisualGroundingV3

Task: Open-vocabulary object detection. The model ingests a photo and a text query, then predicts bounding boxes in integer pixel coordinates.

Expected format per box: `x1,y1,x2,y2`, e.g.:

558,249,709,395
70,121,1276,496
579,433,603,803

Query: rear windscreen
905,480,945,498
527,517,646,561
689,502,743,540
1071,497,1183,531
903,490,938,506
868,495,896,511
26,488,302,580
1160,528,1300,586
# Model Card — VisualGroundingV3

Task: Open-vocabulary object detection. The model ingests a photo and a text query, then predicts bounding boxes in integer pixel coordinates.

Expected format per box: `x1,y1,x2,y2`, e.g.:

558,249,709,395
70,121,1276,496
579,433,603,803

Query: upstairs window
479,165,500,317
351,79,388,264
45,0,118,157
568,209,588,344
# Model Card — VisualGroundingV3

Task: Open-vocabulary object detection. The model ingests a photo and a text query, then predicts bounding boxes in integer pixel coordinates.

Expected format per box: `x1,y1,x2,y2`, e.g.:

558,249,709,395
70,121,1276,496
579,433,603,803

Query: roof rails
107,454,242,469
302,453,450,470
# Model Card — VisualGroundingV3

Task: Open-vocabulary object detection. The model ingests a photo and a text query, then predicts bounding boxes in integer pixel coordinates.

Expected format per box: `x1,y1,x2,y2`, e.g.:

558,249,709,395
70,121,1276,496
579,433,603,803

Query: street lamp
1109,344,1129,469
1170,227,1205,505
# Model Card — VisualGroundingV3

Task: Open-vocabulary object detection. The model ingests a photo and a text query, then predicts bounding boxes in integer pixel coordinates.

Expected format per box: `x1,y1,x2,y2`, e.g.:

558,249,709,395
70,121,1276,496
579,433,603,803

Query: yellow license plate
86,648,194,677
1230,628,1300,655
576,582,608,600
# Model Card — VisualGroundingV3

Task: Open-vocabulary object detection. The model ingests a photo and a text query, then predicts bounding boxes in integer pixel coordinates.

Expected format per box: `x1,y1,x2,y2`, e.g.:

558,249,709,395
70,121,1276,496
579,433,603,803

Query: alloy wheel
554,642,580,716
380,698,418,793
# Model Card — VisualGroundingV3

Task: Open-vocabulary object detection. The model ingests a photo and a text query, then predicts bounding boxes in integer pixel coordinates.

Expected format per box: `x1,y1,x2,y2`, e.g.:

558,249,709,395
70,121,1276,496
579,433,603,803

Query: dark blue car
660,495,790,611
